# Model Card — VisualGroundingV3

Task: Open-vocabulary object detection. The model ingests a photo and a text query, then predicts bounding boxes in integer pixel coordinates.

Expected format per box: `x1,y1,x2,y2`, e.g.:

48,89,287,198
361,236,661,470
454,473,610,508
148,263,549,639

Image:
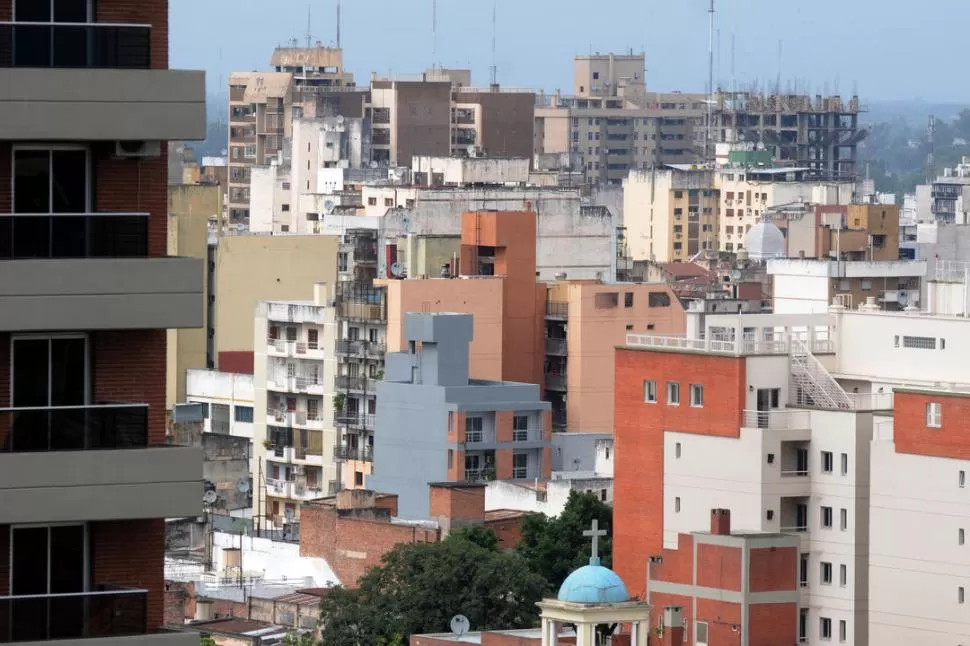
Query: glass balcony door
13,0,91,68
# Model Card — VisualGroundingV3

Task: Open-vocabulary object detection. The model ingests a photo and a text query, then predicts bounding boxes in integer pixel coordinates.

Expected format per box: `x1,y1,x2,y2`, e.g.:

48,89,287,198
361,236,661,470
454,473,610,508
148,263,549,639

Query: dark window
234,406,254,423
648,292,671,308
624,292,634,308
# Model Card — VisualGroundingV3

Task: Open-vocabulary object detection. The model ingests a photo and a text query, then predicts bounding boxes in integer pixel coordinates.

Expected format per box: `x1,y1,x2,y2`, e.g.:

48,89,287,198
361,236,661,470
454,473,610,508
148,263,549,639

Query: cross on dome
583,519,607,565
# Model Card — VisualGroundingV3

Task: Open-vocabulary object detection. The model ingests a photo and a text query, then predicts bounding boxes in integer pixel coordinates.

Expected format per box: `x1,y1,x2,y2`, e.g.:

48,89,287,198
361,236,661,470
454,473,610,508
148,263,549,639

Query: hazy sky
171,0,969,103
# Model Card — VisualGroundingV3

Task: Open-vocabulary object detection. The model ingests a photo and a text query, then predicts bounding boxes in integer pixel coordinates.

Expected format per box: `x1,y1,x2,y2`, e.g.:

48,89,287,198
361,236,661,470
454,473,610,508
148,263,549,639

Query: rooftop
184,618,287,637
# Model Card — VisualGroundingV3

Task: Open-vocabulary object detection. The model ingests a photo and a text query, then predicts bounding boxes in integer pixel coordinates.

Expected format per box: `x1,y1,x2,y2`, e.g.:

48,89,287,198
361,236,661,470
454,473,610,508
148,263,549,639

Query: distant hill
864,100,967,127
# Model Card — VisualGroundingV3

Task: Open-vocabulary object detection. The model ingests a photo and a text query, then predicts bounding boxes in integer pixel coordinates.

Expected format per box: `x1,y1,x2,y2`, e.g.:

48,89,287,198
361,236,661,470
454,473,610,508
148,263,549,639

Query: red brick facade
613,348,745,597
894,389,970,459
91,520,166,630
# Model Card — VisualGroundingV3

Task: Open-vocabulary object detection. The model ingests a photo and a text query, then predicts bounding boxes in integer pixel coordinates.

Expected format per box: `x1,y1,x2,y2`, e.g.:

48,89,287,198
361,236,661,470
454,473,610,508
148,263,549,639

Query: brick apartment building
0,0,203,644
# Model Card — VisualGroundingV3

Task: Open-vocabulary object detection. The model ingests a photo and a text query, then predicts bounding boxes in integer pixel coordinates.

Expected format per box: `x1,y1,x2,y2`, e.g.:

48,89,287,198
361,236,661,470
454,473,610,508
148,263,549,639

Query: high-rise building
0,0,204,642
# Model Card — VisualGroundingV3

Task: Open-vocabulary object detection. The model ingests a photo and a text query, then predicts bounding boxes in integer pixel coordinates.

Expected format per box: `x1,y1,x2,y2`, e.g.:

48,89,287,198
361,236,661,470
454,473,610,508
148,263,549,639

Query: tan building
535,53,706,186
544,280,685,434
623,167,720,262
213,233,339,373
167,184,223,407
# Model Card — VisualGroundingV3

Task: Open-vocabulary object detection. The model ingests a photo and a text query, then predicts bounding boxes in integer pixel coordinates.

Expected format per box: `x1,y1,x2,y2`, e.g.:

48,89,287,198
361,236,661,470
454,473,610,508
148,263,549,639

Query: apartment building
535,53,706,186
185,370,255,441
769,258,926,313
369,313,551,519
543,280,685,434
623,168,720,262
227,47,363,220
0,0,204,643
766,202,901,263
712,91,865,181
252,287,338,529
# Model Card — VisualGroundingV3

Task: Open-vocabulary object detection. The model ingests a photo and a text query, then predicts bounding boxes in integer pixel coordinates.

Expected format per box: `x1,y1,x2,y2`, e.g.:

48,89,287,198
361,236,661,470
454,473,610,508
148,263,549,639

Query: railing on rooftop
0,213,149,259
0,585,147,643
624,334,832,356
333,444,373,462
741,409,811,431
0,404,148,452
0,22,151,69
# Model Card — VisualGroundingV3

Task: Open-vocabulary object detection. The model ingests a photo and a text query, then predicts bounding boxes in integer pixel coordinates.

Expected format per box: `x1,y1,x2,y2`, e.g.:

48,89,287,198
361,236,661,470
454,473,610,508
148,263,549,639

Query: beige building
544,280,686,435
213,233,339,373
535,53,706,186
623,168,720,262
168,184,223,407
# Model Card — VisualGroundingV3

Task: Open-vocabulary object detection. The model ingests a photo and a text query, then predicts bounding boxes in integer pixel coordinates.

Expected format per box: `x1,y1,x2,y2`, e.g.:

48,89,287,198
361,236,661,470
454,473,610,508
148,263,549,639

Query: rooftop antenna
305,4,311,49
432,0,437,70
490,1,497,86
336,0,341,49
705,0,715,163
776,39,782,94
731,32,735,96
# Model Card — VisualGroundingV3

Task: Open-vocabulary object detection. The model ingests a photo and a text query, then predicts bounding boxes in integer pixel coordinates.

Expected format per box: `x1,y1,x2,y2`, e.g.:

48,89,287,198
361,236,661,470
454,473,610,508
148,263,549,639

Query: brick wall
93,145,168,258
748,547,798,593
218,351,255,375
164,580,195,625
613,348,745,598
428,484,485,524
746,603,798,646
92,330,167,445
95,0,168,70
485,517,524,550
91,520,165,630
695,544,742,591
300,503,439,587
894,390,970,459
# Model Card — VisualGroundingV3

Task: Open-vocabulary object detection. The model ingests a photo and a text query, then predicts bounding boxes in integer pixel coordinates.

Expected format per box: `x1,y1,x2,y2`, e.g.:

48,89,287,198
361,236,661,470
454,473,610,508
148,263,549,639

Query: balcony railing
742,409,811,431
512,426,545,443
545,338,568,355
333,445,374,462
0,213,149,259
545,301,568,318
335,413,375,429
335,376,377,393
0,585,147,643
780,525,809,533
0,404,148,452
0,22,151,69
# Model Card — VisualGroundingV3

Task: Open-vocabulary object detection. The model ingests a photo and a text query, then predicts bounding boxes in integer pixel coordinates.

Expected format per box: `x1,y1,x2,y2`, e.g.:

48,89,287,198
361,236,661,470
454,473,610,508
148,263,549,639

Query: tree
447,525,499,551
200,637,216,646
318,538,548,645
282,632,316,646
516,490,613,590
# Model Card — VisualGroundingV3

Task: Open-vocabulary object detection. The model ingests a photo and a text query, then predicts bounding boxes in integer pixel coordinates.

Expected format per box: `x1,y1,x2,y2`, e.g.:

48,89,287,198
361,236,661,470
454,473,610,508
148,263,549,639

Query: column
575,622,596,646
542,617,559,646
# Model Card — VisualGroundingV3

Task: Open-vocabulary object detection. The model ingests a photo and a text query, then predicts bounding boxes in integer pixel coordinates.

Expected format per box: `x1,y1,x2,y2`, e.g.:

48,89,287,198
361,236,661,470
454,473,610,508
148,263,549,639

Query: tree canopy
318,532,548,645
516,490,613,590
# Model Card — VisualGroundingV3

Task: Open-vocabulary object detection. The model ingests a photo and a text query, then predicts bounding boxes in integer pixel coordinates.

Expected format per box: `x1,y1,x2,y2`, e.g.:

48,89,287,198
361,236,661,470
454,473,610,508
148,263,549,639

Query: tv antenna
336,0,341,48
490,1,497,86
450,615,470,638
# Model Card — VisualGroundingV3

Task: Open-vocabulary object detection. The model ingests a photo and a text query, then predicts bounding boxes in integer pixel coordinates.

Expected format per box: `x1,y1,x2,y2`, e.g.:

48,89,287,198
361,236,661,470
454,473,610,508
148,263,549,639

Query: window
624,292,633,307
234,406,254,423
962,470,967,488
961,528,965,546
281,204,290,212
675,442,682,458
840,508,847,531
799,554,808,587
821,506,833,528
926,402,942,428
512,415,529,441
600,489,607,501
286,327,297,341
667,382,680,406
674,496,681,513
354,471,364,487
839,563,847,586
307,329,319,349
367,197,377,206
306,398,319,421
903,335,936,349
820,617,832,640
766,509,774,520
286,363,296,378
695,621,708,646
840,452,848,475
448,449,454,469
465,416,484,443
648,292,671,307
820,561,832,585
384,198,394,207
799,609,808,643
643,380,657,403
194,401,210,419
689,384,704,407
821,451,834,473
961,586,966,604
512,452,528,478
767,453,775,464
337,252,348,272
838,620,846,642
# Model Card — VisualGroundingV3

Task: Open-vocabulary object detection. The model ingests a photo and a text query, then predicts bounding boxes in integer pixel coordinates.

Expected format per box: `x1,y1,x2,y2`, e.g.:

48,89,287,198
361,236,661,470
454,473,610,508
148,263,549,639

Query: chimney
428,482,486,536
662,606,685,646
711,508,731,535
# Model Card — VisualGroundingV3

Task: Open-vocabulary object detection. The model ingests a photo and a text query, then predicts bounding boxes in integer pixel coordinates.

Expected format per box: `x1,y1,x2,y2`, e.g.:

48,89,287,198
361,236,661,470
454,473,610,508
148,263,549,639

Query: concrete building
766,201,901,263
0,1,204,644
543,279,685,434
369,313,552,519
534,53,707,185
252,286,339,529
212,233,339,373
712,91,865,181
623,168,720,262
185,369,256,479
769,258,926,313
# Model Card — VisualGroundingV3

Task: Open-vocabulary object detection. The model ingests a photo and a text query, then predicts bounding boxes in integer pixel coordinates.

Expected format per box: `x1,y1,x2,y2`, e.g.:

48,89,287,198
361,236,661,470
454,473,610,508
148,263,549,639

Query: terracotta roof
484,509,529,522
660,262,712,279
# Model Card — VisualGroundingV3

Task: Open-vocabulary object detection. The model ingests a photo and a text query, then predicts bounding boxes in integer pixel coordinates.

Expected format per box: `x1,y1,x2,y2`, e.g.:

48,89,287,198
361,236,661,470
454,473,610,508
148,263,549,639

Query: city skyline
172,0,970,103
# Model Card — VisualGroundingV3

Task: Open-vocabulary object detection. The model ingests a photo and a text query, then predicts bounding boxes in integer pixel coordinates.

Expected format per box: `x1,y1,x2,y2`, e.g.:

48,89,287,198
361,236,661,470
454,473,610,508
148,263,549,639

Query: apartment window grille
307,329,319,349
667,382,680,406
512,453,528,479
643,380,657,403
512,415,529,441
306,399,319,421
286,363,296,378
286,327,297,341
903,335,937,350
926,402,943,428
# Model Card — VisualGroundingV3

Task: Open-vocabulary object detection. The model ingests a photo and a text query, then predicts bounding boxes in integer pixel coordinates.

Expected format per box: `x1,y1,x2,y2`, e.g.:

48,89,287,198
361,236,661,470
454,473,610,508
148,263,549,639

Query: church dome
556,558,630,604
745,221,786,261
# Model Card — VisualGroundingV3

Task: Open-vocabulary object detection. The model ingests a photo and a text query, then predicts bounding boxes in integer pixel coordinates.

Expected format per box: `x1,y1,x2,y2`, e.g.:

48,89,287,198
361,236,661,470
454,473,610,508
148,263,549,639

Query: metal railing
335,376,377,393
741,409,811,431
780,470,809,477
334,413,375,429
545,338,568,355
333,445,373,462
0,586,147,643
545,301,568,318
0,404,148,452
0,22,151,69
0,213,149,259
512,426,545,442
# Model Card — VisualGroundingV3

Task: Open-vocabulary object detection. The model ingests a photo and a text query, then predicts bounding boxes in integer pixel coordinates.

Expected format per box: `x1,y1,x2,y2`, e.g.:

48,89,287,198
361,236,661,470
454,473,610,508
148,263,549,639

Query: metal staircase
789,338,853,410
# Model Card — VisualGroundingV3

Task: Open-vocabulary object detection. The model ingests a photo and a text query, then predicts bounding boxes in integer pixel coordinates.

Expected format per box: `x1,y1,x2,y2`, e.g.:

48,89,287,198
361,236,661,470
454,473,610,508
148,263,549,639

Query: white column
542,618,558,646
576,622,596,646
634,620,649,646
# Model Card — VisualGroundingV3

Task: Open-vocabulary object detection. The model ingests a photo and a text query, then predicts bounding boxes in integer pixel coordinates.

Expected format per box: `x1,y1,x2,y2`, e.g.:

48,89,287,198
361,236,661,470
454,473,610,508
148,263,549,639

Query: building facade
0,1,204,644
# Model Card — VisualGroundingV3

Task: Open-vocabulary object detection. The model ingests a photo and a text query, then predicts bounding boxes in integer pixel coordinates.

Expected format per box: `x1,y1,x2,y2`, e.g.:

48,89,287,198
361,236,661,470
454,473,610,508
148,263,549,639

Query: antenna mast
705,0,715,164
432,0,437,70
927,115,937,184
336,0,341,48
305,5,311,49
490,1,497,86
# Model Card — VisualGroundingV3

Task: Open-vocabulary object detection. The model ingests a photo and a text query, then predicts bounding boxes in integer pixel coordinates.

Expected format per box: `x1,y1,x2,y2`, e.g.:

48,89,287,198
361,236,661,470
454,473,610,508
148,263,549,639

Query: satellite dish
369,160,379,169
390,263,405,278
323,199,335,214
237,479,251,493
450,615,470,637
336,115,345,124
202,490,218,505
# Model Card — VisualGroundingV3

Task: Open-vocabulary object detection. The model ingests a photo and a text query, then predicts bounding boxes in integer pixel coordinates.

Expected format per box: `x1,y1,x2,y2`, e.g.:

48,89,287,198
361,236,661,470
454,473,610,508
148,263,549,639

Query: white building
252,284,339,528
185,369,256,480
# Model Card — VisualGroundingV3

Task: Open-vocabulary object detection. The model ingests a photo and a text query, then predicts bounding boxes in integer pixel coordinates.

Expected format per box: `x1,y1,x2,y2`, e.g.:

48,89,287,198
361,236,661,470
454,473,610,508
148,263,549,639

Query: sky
171,0,970,104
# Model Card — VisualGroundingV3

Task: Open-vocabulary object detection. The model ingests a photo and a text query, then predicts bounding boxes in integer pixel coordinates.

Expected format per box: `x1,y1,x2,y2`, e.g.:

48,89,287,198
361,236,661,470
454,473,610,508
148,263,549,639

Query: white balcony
742,409,811,431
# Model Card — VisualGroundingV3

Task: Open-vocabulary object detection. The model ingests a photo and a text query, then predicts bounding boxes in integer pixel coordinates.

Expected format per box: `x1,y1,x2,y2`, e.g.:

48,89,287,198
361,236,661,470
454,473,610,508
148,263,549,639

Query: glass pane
12,215,51,258
49,525,85,593
53,0,87,22
13,339,50,407
51,337,86,406
12,527,49,594
51,149,87,213
52,215,87,257
15,0,51,20
14,150,51,214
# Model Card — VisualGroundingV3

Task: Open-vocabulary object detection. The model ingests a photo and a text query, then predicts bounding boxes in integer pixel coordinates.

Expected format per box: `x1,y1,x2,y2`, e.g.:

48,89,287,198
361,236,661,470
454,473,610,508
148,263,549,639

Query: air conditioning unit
115,140,161,158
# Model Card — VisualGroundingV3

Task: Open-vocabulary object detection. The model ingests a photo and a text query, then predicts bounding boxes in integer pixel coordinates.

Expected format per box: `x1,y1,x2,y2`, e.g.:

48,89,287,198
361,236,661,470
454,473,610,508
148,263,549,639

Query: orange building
383,209,545,387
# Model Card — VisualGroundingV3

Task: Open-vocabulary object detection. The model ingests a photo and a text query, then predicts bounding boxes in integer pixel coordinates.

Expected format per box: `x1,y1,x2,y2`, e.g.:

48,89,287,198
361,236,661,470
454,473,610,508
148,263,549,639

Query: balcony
545,337,568,356
0,404,201,524
0,23,204,141
335,413,375,430
333,444,374,462
742,409,811,431
545,301,568,319
545,373,567,392
0,215,202,330
335,301,385,322
335,376,377,394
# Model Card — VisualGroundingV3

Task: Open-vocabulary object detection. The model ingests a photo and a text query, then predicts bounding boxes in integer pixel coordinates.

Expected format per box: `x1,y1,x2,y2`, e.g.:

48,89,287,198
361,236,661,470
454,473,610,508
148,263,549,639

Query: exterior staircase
789,338,853,410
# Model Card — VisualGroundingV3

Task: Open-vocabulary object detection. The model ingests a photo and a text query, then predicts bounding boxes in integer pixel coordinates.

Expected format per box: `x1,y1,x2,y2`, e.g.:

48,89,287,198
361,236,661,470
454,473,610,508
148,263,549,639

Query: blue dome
557,558,630,604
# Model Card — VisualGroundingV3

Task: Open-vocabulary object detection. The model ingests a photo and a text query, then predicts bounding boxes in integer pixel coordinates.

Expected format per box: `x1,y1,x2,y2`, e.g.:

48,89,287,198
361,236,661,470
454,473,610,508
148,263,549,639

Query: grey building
369,313,551,519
